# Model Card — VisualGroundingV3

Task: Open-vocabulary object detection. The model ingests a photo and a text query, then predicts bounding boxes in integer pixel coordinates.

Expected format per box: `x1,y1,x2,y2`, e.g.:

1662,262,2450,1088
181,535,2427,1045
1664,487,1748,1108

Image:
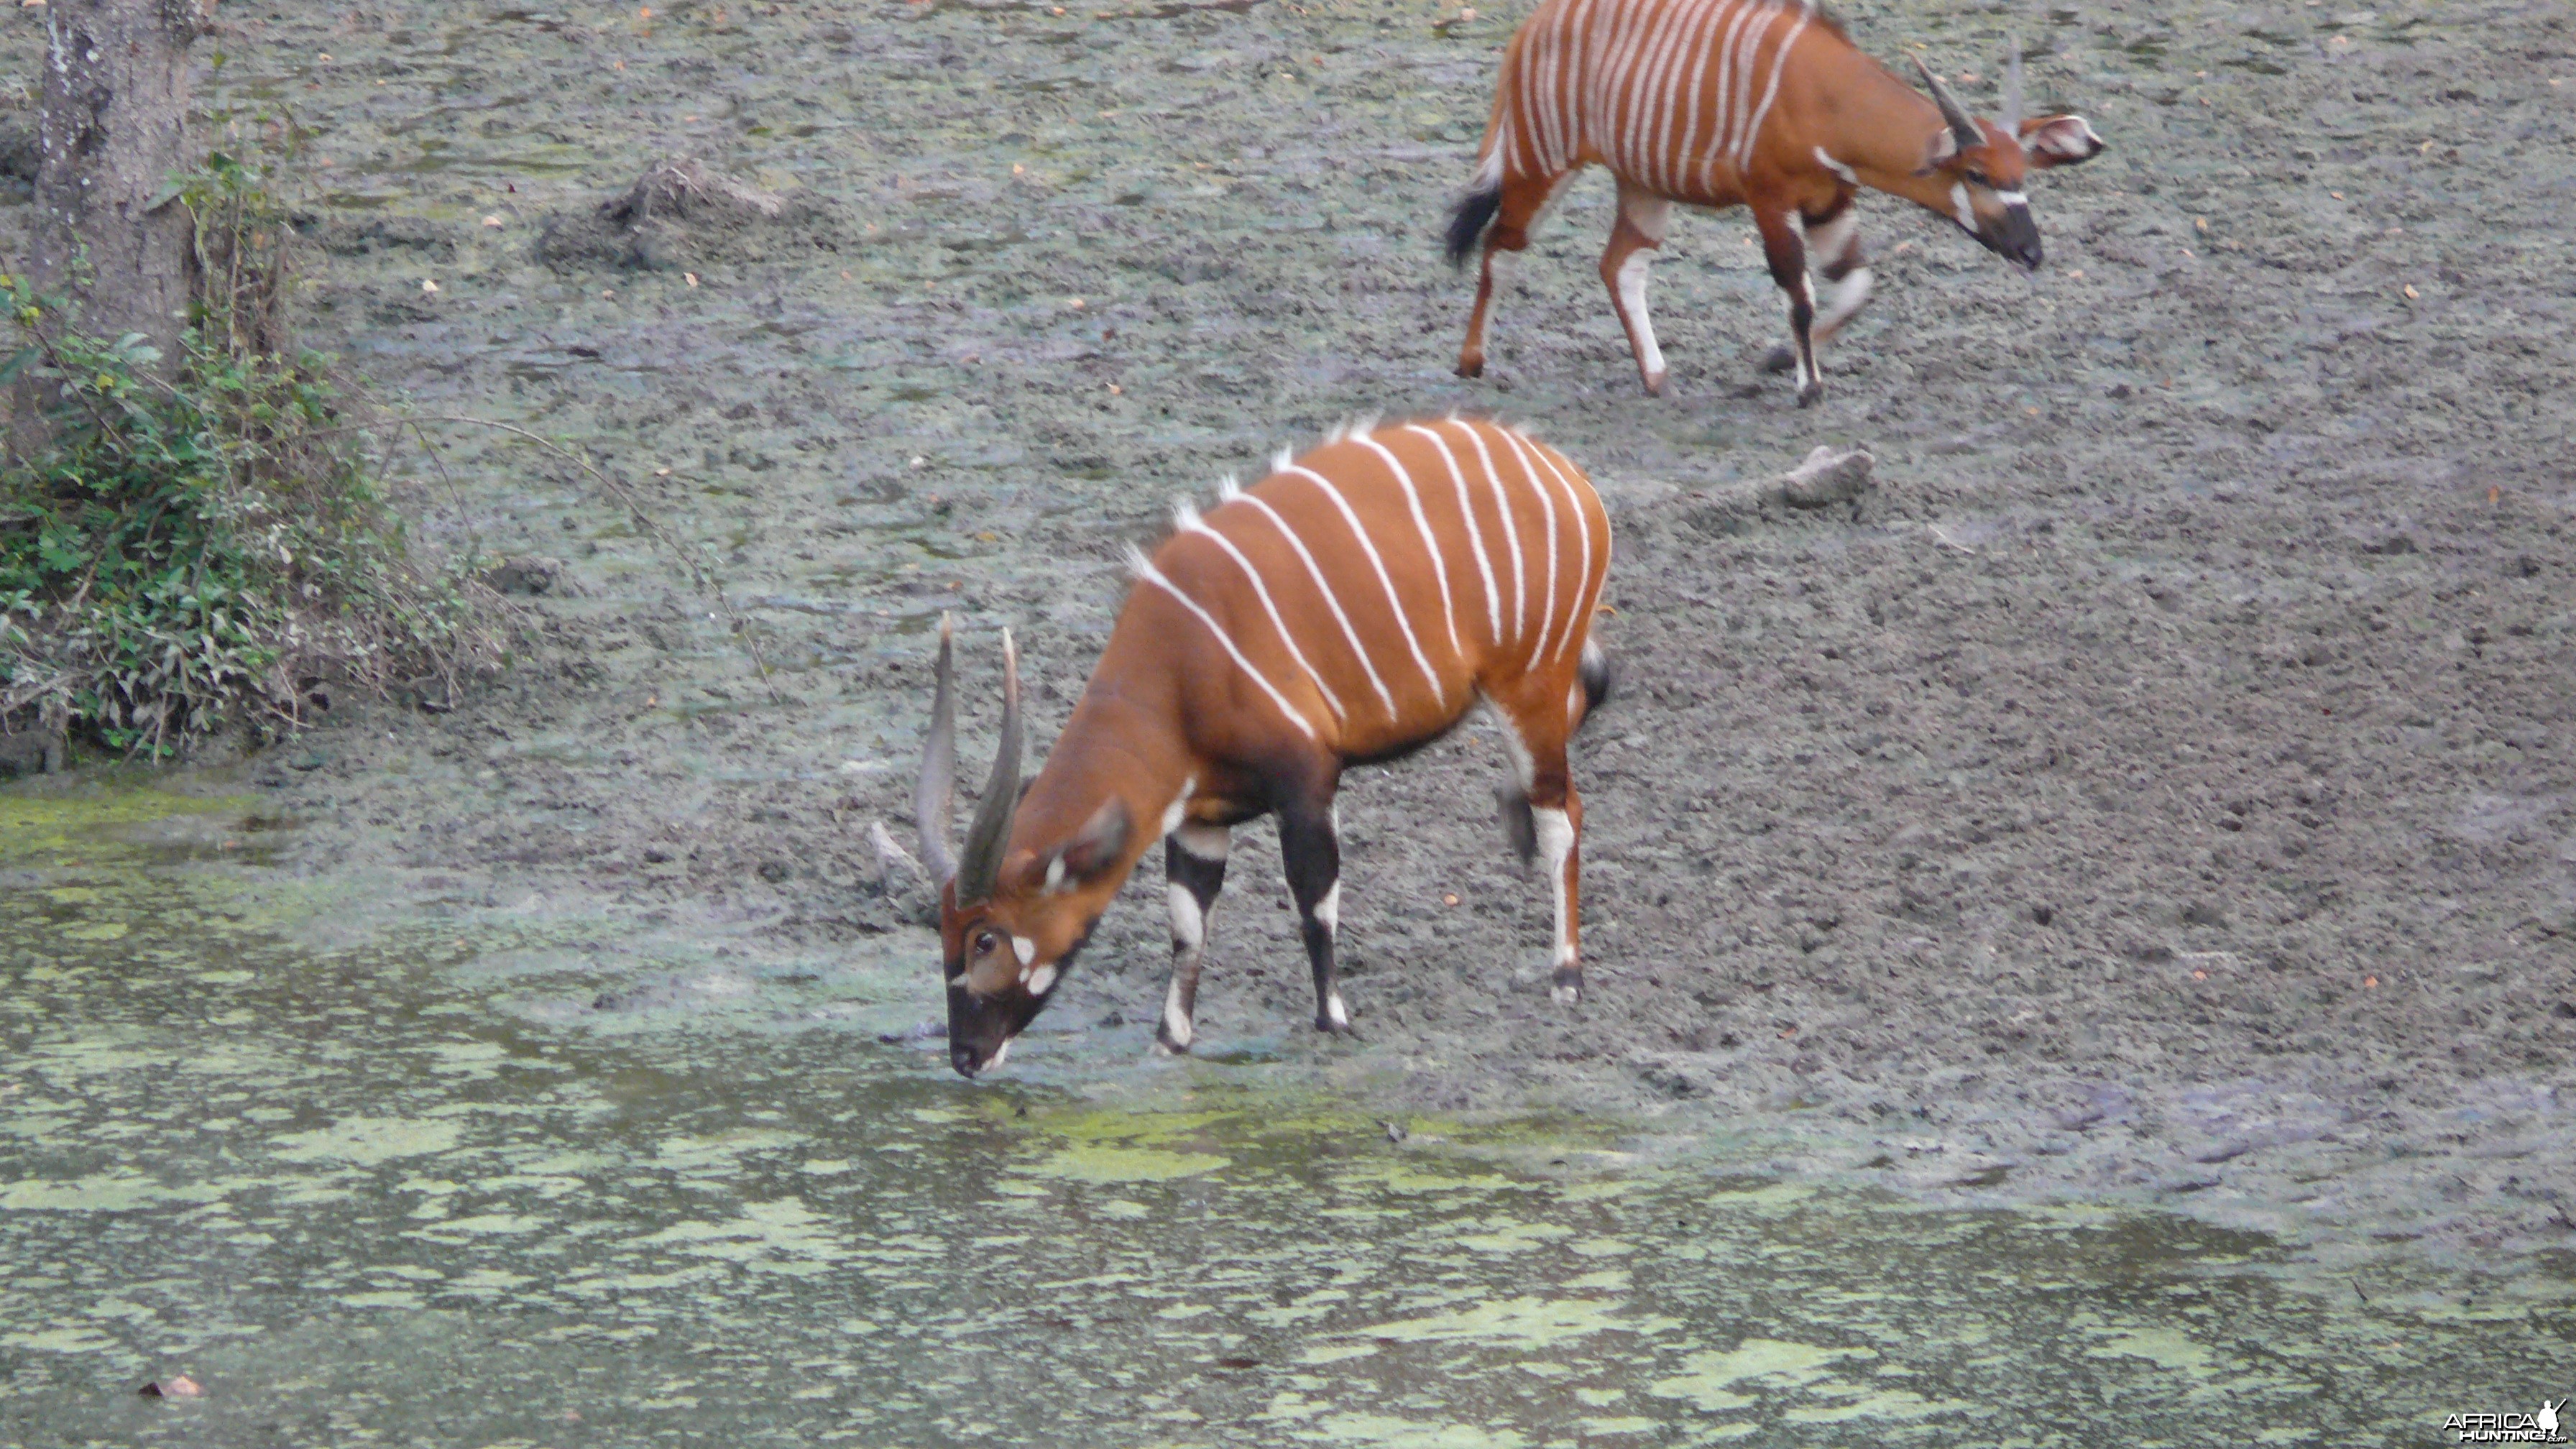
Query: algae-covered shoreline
3,786,2568,1443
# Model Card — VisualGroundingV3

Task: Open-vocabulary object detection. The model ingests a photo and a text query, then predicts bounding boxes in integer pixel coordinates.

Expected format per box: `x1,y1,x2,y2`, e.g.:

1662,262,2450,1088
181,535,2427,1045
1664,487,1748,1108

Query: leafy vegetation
1,150,494,758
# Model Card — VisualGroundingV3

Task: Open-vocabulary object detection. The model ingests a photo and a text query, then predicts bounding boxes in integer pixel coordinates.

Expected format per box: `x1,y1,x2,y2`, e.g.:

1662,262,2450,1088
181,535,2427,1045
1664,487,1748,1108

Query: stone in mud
0,724,64,778
1774,446,1876,509
535,158,845,273
483,556,562,597
305,213,462,259
0,114,33,188
1650,445,1879,538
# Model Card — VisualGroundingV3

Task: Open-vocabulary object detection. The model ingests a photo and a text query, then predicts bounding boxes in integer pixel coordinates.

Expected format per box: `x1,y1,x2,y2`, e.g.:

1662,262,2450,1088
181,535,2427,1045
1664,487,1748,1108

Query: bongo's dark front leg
1754,202,1822,407
1154,824,1230,1055
1276,793,1351,1034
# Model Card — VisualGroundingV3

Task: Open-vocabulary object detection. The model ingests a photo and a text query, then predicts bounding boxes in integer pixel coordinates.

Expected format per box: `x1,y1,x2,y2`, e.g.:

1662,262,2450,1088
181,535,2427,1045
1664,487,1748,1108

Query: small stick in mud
913,417,1615,1077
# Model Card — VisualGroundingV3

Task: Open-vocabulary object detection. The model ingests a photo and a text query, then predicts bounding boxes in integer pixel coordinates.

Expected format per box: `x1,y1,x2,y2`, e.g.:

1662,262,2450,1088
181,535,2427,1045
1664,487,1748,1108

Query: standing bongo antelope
913,418,1613,1077
1445,0,2106,405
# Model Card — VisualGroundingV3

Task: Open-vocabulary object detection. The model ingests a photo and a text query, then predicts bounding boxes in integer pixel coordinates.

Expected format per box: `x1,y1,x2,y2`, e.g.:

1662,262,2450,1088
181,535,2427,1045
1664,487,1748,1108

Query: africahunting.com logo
2445,1399,2568,1444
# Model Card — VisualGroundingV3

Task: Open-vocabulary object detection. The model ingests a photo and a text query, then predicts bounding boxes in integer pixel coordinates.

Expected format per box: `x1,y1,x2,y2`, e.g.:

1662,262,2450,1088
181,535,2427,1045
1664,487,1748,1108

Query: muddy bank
2,0,2572,1267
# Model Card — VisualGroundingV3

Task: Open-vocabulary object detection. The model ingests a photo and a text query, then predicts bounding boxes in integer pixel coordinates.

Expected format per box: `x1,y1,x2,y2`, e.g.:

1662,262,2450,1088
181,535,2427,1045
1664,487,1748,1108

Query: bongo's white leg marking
1159,774,1197,839
1313,882,1341,935
1783,272,1818,390
1160,976,1194,1049
1615,249,1665,383
1168,882,1206,951
1486,694,1538,791
1816,267,1872,338
1534,804,1578,975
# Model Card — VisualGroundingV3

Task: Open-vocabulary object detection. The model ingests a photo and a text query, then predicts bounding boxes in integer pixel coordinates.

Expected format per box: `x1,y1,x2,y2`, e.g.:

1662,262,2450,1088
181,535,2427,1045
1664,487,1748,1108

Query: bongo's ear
1031,799,1130,893
2020,114,2106,168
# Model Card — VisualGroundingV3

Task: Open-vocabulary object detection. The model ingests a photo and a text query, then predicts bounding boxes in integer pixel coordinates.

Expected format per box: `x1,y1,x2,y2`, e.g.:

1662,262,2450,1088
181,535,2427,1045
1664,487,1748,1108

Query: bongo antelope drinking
913,418,1613,1077
1445,0,2105,404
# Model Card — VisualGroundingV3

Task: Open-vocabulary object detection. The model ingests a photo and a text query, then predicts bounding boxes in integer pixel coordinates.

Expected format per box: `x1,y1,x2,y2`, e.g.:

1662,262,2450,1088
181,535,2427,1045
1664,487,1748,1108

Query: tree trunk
6,0,206,461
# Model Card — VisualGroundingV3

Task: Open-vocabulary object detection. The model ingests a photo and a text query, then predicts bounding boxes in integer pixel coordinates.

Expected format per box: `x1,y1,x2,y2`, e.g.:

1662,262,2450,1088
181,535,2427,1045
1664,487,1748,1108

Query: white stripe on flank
1659,0,1721,187
1564,0,1611,165
1617,0,1679,176
1724,0,1775,169
1402,423,1501,648
1175,500,1350,725
1578,0,1619,144
1520,438,1596,661
1504,39,1535,174
1736,0,1811,171
1568,0,1601,147
1128,547,1317,740
1706,0,1767,187
1598,0,1638,167
1284,466,1446,702
1638,0,1700,187
1671,0,1726,188
1534,0,1572,167
1490,428,1564,662
1353,436,1463,662
1452,420,1527,648
1703,0,1751,156
1524,4,1555,168
1661,0,1730,194
1221,481,1399,719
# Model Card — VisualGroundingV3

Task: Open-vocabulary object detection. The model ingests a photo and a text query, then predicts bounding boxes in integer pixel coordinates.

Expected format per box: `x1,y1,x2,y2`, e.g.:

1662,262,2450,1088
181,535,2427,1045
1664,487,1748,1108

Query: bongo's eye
973,929,999,956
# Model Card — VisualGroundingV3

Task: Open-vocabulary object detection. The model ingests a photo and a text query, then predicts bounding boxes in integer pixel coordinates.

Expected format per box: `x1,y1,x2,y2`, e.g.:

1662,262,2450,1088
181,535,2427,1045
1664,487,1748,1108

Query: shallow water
4,784,2567,1446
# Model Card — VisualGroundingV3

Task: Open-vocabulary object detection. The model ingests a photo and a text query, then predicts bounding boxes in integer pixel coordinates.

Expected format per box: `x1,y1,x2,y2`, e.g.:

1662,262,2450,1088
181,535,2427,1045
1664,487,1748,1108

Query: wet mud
1,0,2571,1353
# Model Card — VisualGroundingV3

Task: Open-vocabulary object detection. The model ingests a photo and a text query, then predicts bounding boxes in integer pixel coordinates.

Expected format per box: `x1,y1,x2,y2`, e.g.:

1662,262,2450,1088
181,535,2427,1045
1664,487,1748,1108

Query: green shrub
1,152,495,758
